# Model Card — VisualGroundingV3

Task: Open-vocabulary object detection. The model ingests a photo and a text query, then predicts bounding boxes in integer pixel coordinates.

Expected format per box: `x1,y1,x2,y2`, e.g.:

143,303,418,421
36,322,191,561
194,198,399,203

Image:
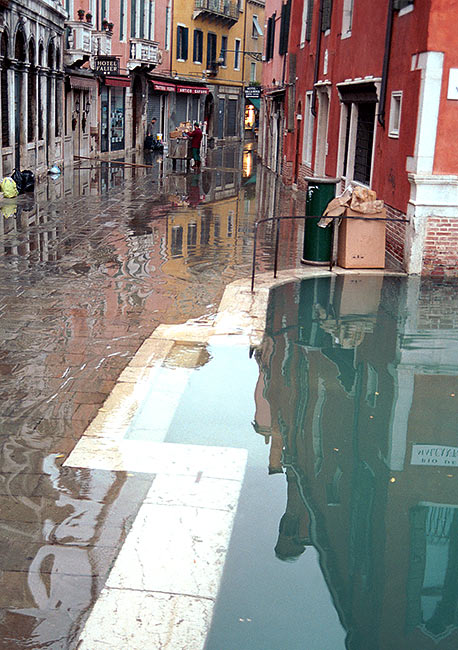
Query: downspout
311,0,324,117
378,0,395,128
169,0,174,78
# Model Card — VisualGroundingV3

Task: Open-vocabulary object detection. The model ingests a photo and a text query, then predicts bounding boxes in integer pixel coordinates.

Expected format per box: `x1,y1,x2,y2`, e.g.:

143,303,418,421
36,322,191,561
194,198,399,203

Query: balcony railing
128,38,161,70
194,0,239,24
92,30,112,56
64,21,92,66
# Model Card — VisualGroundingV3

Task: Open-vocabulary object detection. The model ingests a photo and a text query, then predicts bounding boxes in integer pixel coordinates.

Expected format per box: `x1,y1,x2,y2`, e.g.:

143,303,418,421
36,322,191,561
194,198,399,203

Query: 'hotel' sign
95,56,120,76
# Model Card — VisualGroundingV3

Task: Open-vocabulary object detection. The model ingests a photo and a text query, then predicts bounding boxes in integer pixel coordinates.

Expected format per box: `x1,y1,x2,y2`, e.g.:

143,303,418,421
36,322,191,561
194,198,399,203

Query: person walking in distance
187,122,203,170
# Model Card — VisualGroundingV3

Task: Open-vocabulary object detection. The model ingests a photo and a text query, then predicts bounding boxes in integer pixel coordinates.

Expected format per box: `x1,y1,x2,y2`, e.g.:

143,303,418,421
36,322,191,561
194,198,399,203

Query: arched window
55,46,61,137
1,32,9,146
28,40,36,143
15,29,26,63
47,42,54,69
38,43,44,140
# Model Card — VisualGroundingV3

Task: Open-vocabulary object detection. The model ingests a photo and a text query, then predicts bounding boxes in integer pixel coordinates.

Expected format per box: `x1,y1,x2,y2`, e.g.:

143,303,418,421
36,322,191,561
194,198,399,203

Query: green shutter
321,0,333,31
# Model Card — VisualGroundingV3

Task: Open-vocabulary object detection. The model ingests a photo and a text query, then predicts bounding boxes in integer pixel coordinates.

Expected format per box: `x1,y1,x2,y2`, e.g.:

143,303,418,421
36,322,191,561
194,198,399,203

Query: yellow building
169,0,264,141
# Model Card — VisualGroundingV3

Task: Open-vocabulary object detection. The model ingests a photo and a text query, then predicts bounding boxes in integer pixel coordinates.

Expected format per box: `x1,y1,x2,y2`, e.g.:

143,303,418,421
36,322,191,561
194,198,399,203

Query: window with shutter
306,0,314,40
321,0,333,32
279,0,291,55
193,30,203,63
177,26,188,60
393,0,414,10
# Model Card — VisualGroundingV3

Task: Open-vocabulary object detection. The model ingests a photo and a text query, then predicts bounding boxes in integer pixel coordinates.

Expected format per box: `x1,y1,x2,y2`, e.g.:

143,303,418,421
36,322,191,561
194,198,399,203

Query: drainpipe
311,0,324,117
378,0,395,128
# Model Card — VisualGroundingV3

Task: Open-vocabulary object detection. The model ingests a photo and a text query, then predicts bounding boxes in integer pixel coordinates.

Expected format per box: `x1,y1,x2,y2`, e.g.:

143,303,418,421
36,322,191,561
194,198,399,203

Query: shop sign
94,56,120,76
245,86,261,99
411,444,458,467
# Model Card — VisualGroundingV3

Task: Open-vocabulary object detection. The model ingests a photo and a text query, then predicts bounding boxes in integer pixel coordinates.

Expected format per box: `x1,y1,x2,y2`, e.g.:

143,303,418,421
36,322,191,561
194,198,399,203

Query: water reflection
253,275,458,649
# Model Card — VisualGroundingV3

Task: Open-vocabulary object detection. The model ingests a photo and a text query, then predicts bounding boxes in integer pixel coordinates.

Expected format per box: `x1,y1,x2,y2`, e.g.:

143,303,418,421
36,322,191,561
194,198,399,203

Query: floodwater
0,144,305,649
161,274,458,650
1,147,457,649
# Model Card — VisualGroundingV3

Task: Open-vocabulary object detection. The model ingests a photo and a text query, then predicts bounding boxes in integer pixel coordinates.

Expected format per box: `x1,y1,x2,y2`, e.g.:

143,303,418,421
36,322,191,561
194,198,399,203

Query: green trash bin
302,177,340,265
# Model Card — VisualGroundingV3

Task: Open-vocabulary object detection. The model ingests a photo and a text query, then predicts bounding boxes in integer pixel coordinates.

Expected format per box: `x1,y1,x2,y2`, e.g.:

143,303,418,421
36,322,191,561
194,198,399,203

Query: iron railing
251,214,409,292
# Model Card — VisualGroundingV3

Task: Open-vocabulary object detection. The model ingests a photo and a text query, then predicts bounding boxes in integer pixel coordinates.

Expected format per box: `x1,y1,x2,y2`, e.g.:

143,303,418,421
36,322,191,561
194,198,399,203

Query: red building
267,0,458,276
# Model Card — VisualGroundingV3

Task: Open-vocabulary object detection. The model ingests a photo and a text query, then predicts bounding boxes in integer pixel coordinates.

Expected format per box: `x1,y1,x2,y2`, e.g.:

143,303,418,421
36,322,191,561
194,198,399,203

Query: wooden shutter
321,0,333,31
306,0,314,41
279,0,291,55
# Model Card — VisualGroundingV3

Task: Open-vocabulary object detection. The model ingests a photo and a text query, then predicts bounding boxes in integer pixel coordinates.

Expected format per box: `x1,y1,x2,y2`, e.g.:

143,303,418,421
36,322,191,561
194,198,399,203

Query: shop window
389,91,402,138
226,98,237,137
193,29,203,64
176,25,188,61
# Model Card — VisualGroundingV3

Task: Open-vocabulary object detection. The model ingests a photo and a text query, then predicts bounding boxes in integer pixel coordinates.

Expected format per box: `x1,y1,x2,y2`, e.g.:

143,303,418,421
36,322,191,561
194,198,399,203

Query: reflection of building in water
253,275,458,650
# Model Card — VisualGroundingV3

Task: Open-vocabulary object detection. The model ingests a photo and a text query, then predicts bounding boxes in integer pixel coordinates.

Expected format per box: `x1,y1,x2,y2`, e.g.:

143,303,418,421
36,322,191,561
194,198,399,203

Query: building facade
266,0,458,277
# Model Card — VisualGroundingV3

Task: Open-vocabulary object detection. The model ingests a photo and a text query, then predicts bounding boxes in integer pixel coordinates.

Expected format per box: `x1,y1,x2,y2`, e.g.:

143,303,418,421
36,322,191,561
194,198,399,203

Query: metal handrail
251,214,409,292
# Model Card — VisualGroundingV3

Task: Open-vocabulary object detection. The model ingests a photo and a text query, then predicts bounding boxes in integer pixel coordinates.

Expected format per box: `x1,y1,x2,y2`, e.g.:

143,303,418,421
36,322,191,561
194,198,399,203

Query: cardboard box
337,208,386,269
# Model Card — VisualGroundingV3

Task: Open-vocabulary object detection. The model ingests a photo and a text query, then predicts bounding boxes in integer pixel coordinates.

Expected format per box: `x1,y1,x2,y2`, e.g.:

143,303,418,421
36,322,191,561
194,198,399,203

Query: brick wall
297,163,314,191
385,203,407,269
423,216,458,277
418,279,458,329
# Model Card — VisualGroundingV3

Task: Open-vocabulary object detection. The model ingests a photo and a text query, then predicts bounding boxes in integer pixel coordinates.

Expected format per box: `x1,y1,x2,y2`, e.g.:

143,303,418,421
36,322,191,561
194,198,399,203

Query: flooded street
0,144,305,649
1,146,457,650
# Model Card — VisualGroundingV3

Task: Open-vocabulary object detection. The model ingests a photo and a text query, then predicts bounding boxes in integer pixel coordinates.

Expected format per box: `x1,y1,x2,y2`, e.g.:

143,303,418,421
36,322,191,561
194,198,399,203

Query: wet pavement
0,144,307,649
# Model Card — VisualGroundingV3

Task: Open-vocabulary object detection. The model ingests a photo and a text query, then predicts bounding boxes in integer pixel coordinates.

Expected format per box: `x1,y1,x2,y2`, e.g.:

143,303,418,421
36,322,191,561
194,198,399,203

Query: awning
104,76,131,87
151,80,176,92
247,97,260,110
253,16,263,36
68,76,98,90
176,85,208,95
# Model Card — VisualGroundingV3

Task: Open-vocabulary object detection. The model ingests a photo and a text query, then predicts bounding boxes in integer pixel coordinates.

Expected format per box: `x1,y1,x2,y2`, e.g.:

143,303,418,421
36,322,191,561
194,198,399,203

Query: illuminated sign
94,57,120,76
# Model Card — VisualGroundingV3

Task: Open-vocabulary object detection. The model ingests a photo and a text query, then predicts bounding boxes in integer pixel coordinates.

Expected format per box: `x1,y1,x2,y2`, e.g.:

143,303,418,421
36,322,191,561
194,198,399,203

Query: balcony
64,21,92,67
92,30,112,57
193,0,239,26
127,39,161,71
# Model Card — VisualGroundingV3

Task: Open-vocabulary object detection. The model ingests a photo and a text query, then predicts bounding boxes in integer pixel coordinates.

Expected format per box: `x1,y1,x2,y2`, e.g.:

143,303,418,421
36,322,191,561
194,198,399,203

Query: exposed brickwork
385,204,407,269
297,163,314,191
418,279,458,329
423,216,458,277
282,160,293,185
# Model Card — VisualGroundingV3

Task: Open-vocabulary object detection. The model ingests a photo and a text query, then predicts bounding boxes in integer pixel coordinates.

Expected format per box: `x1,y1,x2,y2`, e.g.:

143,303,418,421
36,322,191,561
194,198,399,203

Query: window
321,0,333,32
119,0,125,40
389,91,402,138
394,0,414,10
252,15,263,39
250,62,256,82
207,32,217,69
176,25,188,60
341,0,353,37
193,29,203,63
279,0,291,55
300,0,314,46
302,91,314,164
148,0,155,40
265,14,276,61
165,5,171,50
220,35,227,66
234,39,241,70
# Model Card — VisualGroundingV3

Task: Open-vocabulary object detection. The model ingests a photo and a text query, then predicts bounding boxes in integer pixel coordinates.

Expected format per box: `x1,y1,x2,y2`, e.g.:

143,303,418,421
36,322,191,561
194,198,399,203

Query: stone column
20,63,30,168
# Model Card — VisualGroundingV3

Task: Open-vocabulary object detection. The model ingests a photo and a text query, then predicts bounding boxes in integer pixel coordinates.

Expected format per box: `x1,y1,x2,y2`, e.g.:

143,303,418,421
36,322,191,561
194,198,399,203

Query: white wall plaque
447,68,458,100
411,444,458,467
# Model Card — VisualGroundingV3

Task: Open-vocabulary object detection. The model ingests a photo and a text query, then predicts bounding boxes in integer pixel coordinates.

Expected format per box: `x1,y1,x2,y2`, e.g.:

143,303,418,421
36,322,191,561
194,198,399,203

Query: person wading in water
186,122,203,170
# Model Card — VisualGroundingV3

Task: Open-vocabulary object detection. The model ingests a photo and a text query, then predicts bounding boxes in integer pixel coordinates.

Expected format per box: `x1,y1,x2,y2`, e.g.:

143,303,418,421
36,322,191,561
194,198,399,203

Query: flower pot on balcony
102,19,109,30
107,22,114,32
77,9,85,20
85,13,92,23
